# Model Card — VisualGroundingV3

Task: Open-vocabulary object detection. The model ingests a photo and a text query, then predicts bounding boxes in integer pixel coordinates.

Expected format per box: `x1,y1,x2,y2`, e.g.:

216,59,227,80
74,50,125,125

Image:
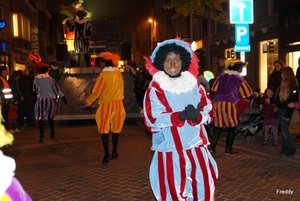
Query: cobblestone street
1,119,300,201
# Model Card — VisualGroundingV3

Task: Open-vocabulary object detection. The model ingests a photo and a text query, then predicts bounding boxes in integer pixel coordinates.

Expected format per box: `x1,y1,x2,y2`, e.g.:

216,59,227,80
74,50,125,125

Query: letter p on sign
235,24,249,45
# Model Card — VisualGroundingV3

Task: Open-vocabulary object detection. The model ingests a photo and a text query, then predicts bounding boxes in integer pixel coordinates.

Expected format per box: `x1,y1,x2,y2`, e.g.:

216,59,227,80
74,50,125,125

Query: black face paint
164,69,182,78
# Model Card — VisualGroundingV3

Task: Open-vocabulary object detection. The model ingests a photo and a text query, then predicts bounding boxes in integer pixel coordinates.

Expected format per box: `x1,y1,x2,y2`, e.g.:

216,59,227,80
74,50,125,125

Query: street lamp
148,18,153,54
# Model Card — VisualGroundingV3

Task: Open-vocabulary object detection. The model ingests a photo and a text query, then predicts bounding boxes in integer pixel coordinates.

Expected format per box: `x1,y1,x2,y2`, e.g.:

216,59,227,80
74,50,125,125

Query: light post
148,18,153,54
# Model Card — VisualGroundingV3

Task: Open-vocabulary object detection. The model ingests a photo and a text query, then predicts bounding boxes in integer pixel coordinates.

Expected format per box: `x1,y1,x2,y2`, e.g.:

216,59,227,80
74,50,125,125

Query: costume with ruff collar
212,69,258,127
143,39,218,201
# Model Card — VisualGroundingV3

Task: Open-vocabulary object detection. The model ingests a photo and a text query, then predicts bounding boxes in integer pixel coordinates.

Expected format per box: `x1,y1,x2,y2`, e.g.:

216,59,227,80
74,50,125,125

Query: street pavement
1,119,300,201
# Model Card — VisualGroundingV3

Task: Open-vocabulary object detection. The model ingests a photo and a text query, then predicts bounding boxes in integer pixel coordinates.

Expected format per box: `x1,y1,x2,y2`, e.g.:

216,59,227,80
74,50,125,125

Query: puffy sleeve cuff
85,93,98,106
170,112,185,127
187,114,203,126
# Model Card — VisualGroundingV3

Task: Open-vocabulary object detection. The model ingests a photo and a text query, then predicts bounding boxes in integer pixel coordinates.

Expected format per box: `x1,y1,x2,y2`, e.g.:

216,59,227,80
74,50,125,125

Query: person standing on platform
85,52,126,164
143,39,217,201
33,63,68,143
69,10,93,67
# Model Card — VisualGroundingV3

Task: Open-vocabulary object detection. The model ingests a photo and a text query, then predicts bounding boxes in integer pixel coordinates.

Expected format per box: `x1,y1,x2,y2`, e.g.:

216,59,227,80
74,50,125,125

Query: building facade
151,0,300,91
0,0,64,76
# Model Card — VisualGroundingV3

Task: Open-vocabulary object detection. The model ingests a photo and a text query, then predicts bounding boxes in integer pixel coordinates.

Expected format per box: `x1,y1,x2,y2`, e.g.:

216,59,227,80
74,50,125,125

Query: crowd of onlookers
125,63,152,108
0,67,35,134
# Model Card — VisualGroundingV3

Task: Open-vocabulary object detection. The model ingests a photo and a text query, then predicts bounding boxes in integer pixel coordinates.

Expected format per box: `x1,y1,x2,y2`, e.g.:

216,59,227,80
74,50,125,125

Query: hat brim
151,39,193,62
76,10,88,17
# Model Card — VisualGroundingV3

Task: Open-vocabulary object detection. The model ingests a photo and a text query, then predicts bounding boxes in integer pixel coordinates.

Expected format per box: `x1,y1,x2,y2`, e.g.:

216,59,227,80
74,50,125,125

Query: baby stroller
235,98,264,143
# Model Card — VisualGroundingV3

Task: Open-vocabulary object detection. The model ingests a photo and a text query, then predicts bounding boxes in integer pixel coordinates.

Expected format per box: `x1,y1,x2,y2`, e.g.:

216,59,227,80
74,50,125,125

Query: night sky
82,0,150,33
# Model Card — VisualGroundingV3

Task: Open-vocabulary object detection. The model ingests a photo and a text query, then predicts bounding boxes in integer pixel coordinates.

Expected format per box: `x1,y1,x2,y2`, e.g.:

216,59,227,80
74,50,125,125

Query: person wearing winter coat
255,86,278,146
267,60,285,94
275,66,298,156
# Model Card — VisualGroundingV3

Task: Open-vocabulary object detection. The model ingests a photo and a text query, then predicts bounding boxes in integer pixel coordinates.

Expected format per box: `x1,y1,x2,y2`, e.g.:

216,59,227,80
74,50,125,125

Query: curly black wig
153,43,192,72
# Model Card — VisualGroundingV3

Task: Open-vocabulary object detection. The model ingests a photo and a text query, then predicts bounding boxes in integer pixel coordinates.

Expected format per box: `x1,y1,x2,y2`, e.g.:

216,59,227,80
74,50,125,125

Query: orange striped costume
211,72,257,128
85,67,126,133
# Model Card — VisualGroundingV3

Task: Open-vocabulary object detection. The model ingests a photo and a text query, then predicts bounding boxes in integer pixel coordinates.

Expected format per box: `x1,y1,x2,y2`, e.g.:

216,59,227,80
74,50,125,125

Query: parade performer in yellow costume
85,52,126,164
0,105,32,201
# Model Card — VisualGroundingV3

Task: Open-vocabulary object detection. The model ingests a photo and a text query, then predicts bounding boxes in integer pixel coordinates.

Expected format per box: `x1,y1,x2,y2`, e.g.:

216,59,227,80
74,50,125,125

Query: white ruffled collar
153,71,197,94
224,70,241,76
75,18,88,24
102,67,118,72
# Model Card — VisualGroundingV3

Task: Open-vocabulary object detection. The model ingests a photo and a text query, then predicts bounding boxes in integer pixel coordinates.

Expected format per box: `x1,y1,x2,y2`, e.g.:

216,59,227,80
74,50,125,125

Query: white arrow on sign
237,2,247,22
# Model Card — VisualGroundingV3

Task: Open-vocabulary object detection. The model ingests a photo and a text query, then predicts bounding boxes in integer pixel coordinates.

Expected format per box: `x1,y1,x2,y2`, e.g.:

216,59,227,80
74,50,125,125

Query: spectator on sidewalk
295,57,300,84
276,66,298,156
0,66,13,130
268,60,285,94
218,57,227,76
18,69,35,127
268,60,285,135
8,70,23,133
33,63,68,143
294,57,300,138
143,39,217,200
287,101,300,139
85,52,126,164
255,86,278,146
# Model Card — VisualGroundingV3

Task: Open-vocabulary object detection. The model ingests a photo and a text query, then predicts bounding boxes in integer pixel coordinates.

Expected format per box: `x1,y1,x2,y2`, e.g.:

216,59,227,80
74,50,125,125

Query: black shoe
102,154,111,164
225,149,239,155
39,138,44,143
261,141,268,146
296,134,300,139
285,148,296,156
279,149,287,155
112,152,118,159
208,145,216,154
50,135,55,139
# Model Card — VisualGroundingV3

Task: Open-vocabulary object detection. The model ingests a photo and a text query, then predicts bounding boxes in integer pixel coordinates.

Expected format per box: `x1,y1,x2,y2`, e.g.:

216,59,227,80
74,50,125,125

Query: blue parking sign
230,0,253,24
235,24,249,45
235,24,250,52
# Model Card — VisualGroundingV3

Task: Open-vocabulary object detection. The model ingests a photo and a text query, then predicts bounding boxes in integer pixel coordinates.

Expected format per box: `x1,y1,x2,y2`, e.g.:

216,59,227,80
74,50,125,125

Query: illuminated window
13,14,19,37
12,13,30,41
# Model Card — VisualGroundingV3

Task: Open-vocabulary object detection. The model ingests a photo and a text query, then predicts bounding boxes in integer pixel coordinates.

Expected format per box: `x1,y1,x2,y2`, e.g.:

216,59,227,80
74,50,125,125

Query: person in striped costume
209,59,258,155
33,63,68,143
85,52,126,164
69,10,93,67
143,39,218,201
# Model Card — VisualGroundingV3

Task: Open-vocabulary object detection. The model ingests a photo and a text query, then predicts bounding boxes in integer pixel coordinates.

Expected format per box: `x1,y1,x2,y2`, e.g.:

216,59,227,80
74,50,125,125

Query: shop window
286,42,300,73
259,38,278,93
0,54,10,69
